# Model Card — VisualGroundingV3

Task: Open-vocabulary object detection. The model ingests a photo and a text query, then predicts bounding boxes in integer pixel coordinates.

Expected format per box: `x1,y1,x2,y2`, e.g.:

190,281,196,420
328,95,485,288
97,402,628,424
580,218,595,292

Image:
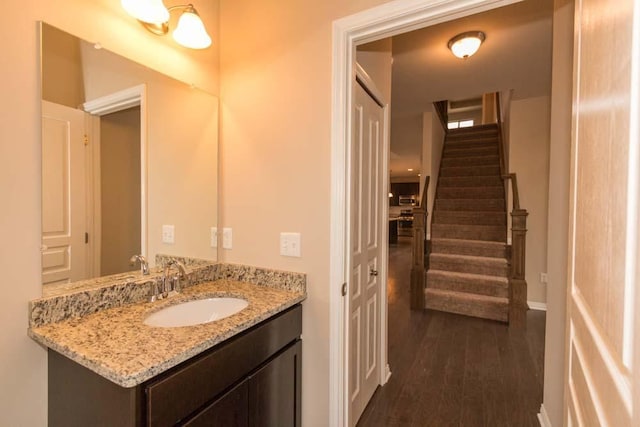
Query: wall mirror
40,22,218,290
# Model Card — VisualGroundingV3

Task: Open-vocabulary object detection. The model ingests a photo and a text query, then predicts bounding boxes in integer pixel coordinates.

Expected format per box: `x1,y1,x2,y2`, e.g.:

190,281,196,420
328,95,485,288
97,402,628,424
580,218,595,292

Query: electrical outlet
210,227,218,248
223,227,232,249
280,232,301,257
162,225,175,244
540,272,548,284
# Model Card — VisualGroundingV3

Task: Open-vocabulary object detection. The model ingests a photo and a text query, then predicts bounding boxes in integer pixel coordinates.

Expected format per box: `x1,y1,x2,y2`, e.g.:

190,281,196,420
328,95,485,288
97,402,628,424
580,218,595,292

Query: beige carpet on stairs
425,123,510,322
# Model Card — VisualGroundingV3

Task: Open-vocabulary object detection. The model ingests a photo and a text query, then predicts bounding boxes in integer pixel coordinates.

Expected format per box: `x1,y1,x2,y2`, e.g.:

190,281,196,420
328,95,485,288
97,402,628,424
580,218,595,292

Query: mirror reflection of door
41,103,142,284
41,101,88,285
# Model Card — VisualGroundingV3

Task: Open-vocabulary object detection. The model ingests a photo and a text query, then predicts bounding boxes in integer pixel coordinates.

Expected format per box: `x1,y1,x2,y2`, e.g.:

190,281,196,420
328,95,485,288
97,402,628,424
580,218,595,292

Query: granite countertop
29,279,305,388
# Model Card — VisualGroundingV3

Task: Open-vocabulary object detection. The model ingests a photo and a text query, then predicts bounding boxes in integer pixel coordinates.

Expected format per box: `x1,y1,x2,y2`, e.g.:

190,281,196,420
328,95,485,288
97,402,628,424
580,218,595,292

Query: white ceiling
386,0,554,178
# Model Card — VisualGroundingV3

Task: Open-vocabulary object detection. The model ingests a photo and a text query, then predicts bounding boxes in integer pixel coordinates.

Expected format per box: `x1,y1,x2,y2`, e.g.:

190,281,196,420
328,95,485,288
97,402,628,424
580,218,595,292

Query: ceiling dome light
447,31,486,59
121,0,169,23
172,5,211,49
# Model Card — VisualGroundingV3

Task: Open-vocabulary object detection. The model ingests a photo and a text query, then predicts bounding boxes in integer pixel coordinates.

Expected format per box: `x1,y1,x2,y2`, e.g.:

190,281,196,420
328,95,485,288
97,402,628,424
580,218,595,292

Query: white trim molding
83,84,146,116
329,1,524,426
529,301,548,311
538,404,553,427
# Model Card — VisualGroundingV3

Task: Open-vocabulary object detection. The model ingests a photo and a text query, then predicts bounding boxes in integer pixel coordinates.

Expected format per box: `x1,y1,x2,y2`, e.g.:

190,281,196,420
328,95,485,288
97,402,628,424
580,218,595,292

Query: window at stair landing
447,119,475,130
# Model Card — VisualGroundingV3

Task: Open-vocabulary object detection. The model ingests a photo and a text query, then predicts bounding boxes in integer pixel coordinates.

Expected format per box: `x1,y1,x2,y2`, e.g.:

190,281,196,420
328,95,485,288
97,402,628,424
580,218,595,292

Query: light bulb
173,8,212,49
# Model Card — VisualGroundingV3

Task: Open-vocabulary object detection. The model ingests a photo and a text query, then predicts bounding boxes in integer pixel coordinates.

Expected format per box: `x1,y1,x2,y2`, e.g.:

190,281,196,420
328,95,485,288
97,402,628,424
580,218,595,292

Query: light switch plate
280,232,301,257
540,272,548,284
210,227,218,248
223,227,232,249
162,225,175,244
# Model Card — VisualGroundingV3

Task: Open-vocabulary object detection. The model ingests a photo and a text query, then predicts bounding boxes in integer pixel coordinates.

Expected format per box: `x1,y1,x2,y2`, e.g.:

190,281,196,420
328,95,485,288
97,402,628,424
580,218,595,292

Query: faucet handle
130,254,149,275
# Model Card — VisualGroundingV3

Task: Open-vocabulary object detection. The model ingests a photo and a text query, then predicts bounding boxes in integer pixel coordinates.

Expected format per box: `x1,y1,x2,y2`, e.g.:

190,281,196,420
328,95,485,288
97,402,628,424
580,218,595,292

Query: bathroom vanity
49,305,301,426
29,262,306,427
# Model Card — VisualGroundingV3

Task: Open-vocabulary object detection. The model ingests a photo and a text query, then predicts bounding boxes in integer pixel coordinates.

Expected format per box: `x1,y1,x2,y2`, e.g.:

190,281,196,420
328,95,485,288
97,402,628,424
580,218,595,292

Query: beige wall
0,1,219,424
42,23,85,108
219,0,391,425
509,96,551,305
542,0,574,424
100,107,141,276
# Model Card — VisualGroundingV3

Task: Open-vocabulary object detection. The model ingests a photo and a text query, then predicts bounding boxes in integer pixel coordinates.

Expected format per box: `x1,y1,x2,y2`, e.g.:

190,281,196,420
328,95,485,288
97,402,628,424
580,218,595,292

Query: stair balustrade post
410,208,427,310
509,208,528,326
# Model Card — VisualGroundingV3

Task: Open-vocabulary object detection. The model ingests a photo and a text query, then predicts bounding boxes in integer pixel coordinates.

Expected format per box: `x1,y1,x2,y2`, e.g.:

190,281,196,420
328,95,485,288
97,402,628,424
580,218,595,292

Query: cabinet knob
370,269,378,277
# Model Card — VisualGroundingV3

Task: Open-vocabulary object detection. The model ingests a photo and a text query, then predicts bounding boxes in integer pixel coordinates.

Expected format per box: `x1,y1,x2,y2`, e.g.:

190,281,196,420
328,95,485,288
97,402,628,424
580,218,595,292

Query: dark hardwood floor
357,237,545,427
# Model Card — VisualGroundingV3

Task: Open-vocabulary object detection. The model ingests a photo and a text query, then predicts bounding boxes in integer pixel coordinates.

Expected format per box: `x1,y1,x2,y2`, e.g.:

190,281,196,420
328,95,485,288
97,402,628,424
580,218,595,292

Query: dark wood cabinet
389,182,419,206
49,305,302,427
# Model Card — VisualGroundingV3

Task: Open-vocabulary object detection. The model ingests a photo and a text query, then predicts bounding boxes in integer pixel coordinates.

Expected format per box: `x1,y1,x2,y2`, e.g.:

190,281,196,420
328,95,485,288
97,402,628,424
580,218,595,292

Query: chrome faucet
129,254,149,275
162,259,187,298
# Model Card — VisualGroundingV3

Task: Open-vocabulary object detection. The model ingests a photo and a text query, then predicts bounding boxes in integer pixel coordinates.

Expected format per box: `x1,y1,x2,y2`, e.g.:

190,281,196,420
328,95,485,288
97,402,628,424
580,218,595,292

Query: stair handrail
495,93,528,325
410,176,429,309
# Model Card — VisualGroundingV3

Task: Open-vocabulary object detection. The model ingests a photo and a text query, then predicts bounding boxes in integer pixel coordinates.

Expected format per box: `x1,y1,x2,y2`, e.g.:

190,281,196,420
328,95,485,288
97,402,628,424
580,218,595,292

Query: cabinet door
249,340,301,427
182,380,248,427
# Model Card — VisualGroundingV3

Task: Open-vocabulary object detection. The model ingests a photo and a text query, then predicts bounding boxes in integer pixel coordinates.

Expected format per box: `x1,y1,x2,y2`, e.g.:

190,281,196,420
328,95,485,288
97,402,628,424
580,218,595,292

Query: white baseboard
528,301,547,311
384,364,392,383
538,404,552,427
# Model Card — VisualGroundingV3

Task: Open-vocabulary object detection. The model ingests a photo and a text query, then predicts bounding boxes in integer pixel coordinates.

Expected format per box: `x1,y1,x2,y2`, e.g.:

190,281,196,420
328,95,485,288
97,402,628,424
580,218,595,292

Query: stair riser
442,156,500,168
430,254,509,276
443,146,498,157
439,166,501,177
431,240,507,258
438,176,504,188
425,290,508,322
433,211,506,226
435,198,505,211
437,187,504,199
426,272,508,298
431,224,507,242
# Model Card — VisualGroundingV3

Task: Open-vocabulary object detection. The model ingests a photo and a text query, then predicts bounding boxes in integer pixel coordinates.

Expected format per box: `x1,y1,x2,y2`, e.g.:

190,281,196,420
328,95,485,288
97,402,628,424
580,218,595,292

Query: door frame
329,0,524,425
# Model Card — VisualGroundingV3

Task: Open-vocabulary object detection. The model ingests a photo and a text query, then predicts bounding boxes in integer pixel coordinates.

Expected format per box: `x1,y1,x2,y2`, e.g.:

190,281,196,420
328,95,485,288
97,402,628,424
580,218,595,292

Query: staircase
425,123,509,322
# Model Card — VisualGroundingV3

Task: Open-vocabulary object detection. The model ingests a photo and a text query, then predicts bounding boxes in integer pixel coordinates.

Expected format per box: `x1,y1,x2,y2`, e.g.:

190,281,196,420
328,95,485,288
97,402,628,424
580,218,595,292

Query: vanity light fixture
447,31,486,59
121,0,212,49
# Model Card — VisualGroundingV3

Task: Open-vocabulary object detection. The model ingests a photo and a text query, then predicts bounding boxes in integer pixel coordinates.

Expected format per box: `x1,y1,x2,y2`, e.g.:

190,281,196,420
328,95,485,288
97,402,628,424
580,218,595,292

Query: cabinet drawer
146,305,302,426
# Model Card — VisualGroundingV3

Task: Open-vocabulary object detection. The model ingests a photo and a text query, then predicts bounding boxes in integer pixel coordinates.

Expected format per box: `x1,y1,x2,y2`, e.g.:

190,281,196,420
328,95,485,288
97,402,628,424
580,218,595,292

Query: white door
565,0,640,425
349,80,384,426
41,100,88,285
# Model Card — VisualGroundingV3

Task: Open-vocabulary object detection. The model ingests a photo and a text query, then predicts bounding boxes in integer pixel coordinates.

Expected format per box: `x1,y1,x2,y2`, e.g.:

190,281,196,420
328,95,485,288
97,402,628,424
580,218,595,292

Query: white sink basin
144,297,248,327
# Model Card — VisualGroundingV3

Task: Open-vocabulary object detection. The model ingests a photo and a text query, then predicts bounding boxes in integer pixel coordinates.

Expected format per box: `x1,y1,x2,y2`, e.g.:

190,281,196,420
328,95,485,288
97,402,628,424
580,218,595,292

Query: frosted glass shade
448,31,486,59
173,9,212,49
121,0,170,24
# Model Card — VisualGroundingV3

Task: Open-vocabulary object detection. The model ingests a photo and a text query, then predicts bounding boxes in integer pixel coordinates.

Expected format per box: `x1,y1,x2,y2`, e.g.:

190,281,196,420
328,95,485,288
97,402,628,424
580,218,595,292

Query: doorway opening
330,0,555,425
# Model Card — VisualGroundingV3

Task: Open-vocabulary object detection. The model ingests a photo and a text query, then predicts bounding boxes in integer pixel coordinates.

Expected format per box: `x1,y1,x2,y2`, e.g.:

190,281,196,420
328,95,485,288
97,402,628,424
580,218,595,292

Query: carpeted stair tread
435,198,506,212
424,288,508,322
438,176,504,188
441,155,501,168
431,223,507,242
439,165,501,177
433,210,507,225
444,145,498,157
427,269,509,298
437,186,504,199
431,238,507,258
430,253,509,276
